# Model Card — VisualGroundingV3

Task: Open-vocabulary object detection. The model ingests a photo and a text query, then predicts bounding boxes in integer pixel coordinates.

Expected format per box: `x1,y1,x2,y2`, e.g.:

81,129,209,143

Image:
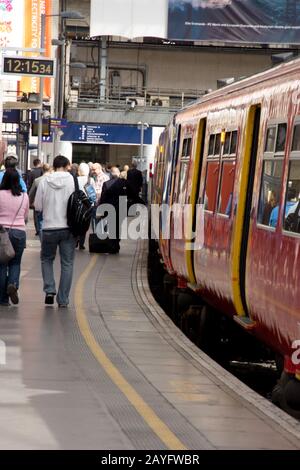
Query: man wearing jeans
35,155,76,307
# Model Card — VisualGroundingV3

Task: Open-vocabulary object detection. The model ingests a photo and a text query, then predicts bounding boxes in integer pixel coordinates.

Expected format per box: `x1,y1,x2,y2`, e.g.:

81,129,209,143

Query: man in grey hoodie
35,155,76,307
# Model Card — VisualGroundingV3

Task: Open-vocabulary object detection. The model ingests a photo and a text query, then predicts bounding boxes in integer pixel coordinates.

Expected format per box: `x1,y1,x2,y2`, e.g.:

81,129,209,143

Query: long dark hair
0,168,22,196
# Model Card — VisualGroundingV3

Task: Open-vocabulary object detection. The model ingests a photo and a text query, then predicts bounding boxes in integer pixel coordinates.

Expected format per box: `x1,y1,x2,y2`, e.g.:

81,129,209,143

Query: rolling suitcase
88,219,119,254
88,233,119,254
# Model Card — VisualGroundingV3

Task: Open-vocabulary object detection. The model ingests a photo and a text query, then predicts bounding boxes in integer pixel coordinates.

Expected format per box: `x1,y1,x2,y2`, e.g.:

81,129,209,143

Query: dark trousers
33,209,42,235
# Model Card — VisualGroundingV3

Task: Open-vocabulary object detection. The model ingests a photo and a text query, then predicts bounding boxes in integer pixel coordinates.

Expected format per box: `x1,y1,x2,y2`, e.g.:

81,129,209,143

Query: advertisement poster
168,0,300,44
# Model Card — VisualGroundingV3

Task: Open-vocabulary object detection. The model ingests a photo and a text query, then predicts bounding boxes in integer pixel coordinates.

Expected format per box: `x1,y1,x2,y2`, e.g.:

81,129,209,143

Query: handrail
68,84,205,111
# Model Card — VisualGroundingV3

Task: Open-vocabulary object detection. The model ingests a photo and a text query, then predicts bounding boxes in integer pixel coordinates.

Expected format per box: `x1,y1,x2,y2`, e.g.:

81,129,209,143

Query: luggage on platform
88,219,119,254
88,233,119,254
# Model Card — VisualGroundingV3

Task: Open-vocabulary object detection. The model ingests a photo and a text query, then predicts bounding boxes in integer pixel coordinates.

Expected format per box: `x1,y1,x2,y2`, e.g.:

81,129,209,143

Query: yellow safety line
74,255,187,451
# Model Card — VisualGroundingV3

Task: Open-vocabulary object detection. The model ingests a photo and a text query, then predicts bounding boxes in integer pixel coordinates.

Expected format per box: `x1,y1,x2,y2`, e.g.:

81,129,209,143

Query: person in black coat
99,167,145,251
26,158,43,236
99,167,126,251
126,160,143,201
27,159,43,192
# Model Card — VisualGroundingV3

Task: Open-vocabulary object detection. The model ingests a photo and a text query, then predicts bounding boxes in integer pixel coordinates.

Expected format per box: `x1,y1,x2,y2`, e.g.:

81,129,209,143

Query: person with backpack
77,162,96,249
34,155,76,307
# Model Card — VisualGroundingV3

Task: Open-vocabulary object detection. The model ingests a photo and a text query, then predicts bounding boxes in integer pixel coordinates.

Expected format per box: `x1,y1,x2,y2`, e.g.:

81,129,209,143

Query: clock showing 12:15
2,56,55,77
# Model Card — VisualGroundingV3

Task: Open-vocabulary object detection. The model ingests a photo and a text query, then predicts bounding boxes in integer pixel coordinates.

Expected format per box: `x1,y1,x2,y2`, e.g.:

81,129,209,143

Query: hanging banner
21,0,52,98
90,0,168,39
168,1,300,44
0,0,24,48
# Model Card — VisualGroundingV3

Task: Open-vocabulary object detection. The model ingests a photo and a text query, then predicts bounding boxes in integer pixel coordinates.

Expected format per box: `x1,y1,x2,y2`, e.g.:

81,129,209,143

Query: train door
193,123,239,310
231,105,261,322
169,131,193,278
185,118,207,284
159,124,181,273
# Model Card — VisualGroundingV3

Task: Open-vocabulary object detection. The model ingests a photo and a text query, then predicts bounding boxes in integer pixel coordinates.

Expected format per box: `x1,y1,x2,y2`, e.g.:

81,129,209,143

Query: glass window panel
182,138,187,157
218,161,236,215
208,134,215,155
214,134,221,155
230,131,238,154
265,127,276,152
275,123,287,153
204,161,220,212
283,161,300,232
292,124,300,152
177,160,190,204
257,160,284,227
186,138,192,157
223,133,231,155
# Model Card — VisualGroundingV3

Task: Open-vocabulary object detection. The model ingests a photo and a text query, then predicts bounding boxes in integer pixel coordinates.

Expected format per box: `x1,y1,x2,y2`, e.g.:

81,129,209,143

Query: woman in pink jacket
0,168,29,306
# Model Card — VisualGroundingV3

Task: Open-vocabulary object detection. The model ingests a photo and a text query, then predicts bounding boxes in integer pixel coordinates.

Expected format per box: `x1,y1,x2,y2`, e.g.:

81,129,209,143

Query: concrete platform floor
0,220,300,450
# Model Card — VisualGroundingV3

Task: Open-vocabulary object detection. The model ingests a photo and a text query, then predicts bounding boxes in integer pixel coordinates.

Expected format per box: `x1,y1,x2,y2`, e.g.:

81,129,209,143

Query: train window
177,161,189,204
218,161,236,216
265,126,276,152
204,161,220,211
208,135,215,155
230,131,238,154
182,137,192,158
222,131,238,157
292,124,300,152
223,133,231,155
214,134,221,155
257,160,284,226
265,123,287,155
186,138,192,157
283,161,300,233
182,139,187,157
275,123,287,153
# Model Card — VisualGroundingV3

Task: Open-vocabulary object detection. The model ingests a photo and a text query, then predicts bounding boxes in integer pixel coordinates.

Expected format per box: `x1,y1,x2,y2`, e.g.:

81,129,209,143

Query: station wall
108,47,272,92
73,44,272,93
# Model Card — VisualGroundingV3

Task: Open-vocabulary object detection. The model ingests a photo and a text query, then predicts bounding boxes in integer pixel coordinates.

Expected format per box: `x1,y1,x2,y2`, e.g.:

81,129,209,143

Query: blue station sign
3,109,20,124
60,123,152,145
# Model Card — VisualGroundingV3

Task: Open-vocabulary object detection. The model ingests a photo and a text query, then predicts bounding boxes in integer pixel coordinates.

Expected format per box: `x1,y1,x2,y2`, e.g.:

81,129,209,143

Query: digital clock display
3,56,54,77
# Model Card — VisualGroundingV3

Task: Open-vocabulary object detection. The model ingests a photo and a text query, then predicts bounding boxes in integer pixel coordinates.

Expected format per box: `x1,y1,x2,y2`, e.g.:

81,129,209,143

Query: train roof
182,56,300,113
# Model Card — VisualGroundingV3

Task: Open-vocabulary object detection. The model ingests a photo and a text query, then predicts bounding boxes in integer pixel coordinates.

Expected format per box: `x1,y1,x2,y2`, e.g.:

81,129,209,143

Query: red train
151,58,300,416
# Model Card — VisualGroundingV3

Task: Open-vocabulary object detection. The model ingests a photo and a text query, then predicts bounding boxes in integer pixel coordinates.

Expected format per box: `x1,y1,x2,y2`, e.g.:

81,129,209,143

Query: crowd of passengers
0,153,144,308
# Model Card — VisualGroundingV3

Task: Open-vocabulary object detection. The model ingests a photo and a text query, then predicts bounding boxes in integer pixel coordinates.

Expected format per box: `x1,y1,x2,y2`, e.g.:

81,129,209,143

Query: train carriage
152,58,300,416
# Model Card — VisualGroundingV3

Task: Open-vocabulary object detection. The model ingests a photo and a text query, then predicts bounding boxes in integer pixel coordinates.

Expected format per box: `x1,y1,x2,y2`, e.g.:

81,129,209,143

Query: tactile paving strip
69,248,214,450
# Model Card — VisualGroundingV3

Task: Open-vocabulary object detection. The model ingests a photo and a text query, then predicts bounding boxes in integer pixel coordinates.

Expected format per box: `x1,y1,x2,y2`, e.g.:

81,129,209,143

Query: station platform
1,222,300,450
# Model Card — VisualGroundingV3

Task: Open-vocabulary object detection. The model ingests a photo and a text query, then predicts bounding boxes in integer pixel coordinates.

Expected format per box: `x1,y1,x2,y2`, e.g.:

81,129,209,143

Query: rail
68,84,205,111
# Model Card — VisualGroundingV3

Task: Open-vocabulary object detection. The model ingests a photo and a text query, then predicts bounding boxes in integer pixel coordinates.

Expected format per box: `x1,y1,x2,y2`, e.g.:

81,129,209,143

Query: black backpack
67,174,93,237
